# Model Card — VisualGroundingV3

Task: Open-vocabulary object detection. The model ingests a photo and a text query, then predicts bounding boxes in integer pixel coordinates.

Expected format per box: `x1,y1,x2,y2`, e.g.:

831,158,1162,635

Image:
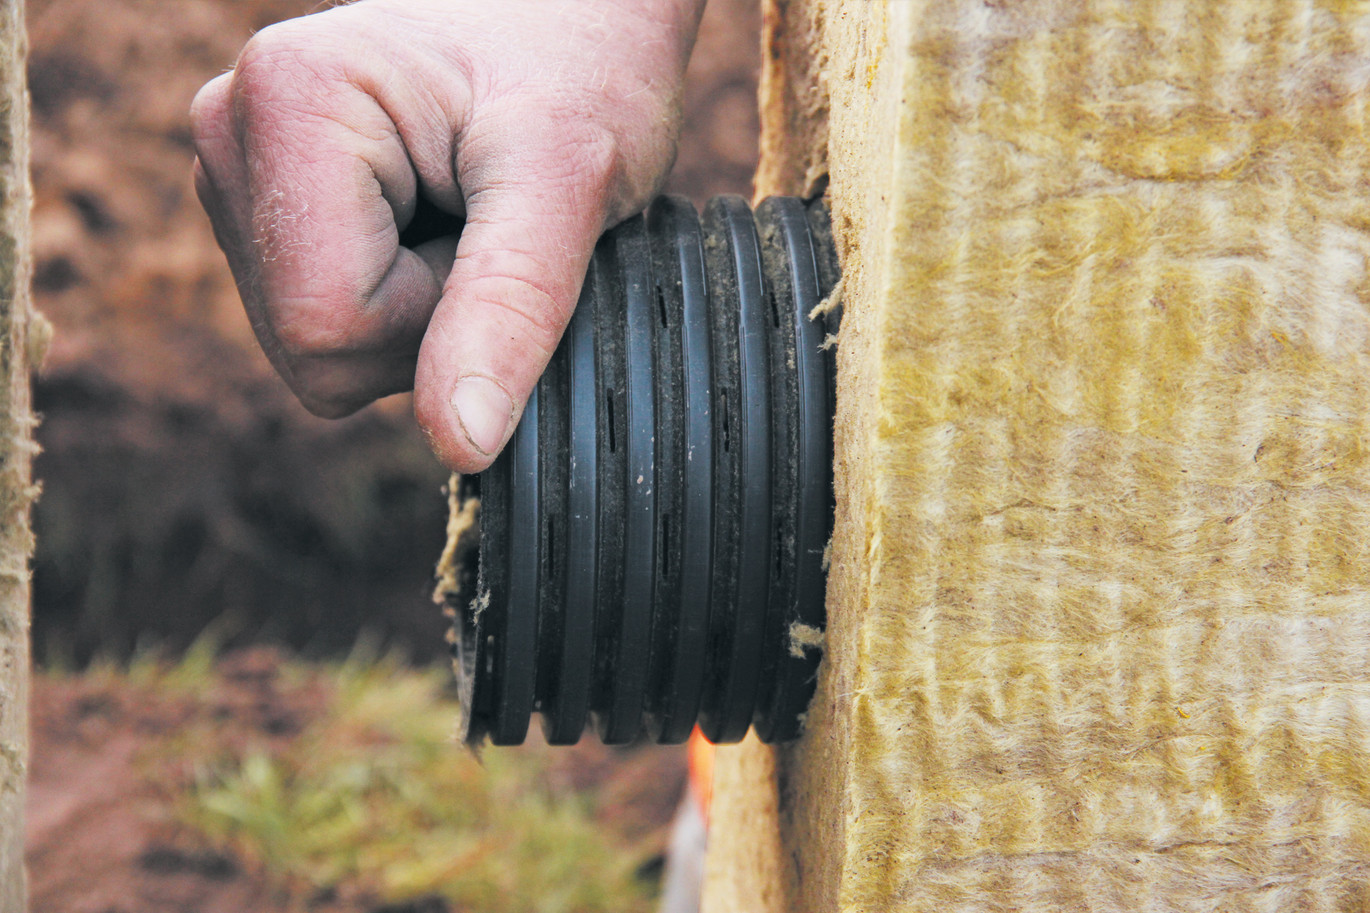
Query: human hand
191,0,705,471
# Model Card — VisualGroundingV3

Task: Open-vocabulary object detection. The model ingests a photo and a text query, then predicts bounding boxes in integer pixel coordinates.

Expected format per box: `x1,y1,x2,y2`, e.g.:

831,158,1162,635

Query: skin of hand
191,0,706,471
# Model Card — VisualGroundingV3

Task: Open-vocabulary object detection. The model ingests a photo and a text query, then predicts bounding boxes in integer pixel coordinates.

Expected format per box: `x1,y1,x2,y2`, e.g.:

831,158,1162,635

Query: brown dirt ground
28,648,688,913
29,650,338,913
26,0,759,910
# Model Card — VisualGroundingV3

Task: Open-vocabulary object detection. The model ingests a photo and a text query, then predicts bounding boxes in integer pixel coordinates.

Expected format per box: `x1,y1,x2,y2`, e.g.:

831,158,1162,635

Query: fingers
413,130,617,471
190,19,459,416
191,75,258,302
190,0,702,467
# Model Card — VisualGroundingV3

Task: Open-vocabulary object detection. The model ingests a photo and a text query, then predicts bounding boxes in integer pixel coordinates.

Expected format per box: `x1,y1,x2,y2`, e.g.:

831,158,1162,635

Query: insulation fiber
0,0,32,906
706,1,1370,911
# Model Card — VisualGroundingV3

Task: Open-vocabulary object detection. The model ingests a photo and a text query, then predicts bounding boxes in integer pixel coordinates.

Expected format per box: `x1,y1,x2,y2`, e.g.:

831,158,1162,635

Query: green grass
173,652,659,913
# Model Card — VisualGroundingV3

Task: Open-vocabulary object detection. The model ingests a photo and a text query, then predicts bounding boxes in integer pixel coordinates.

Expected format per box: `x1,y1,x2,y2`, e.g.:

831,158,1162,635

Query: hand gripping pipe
456,194,840,747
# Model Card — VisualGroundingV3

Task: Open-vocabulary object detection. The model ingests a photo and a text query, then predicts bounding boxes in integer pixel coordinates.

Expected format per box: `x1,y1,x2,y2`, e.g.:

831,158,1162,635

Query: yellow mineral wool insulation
701,731,789,913
707,1,1370,911
432,473,479,607
0,1,32,905
788,621,825,659
433,474,481,745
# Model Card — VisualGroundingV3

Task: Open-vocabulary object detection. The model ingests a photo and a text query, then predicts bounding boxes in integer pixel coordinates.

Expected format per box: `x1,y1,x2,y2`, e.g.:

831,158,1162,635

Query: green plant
180,655,658,913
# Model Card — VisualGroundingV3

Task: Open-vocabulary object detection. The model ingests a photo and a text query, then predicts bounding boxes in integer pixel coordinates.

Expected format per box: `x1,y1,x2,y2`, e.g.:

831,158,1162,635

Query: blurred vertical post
0,0,32,908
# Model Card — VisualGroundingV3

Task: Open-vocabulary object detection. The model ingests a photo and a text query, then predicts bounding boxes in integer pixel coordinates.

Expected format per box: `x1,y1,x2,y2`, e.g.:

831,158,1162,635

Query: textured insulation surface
0,1,34,907
707,1,1370,911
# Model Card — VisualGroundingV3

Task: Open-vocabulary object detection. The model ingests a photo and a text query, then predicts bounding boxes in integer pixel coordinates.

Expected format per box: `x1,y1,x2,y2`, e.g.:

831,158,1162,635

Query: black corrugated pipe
456,194,840,747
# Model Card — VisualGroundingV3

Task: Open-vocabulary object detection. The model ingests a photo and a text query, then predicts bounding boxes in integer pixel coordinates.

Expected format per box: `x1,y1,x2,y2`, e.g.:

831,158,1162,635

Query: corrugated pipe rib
457,194,840,746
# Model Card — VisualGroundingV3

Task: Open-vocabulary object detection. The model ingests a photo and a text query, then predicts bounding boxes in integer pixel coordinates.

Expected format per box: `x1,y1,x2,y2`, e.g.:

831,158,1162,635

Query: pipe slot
452,195,840,746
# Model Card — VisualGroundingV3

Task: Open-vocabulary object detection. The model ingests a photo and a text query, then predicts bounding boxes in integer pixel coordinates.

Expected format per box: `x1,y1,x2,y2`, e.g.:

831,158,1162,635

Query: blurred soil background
25,0,760,910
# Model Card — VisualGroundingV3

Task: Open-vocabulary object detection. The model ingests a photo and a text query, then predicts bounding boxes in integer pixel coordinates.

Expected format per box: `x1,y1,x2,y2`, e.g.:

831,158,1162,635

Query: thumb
413,156,611,472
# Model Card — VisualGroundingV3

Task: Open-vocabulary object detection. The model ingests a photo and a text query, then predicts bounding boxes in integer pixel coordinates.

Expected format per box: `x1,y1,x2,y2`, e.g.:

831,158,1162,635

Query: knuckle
233,31,291,92
473,109,622,196
536,125,648,217
189,78,229,144
458,266,567,359
236,19,311,70
298,394,356,420
270,307,356,360
232,19,344,107
305,398,362,420
557,128,620,184
190,79,240,179
288,363,365,419
524,124,621,201
494,279,567,352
